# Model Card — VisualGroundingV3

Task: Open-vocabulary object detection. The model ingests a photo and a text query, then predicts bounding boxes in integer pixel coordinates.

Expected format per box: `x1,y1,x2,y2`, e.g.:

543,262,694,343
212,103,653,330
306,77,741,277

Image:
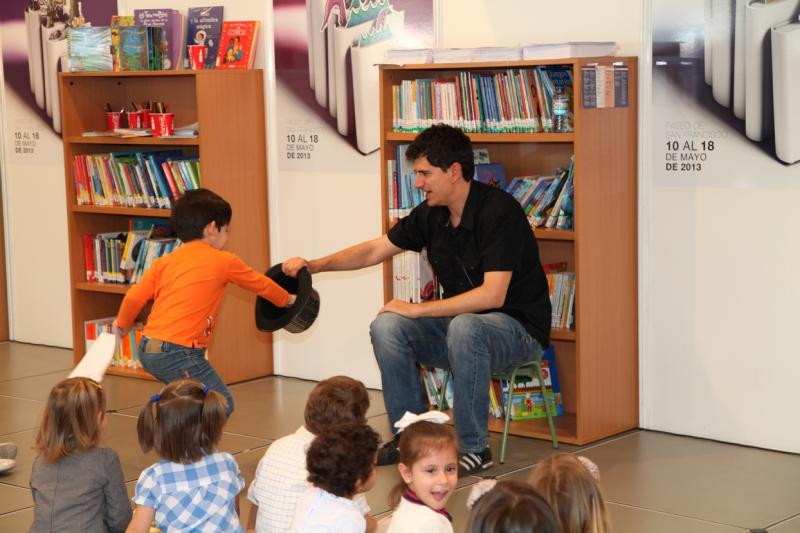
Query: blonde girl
386,412,459,533
127,379,244,533
30,377,131,533
528,453,611,533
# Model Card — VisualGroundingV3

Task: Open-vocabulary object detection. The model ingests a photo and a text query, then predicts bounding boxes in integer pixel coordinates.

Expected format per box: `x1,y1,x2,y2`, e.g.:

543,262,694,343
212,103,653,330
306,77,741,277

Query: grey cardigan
29,447,132,533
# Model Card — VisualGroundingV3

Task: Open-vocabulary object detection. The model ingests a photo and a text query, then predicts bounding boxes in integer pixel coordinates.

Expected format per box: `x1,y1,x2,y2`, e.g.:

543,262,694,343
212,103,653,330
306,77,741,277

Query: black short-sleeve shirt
387,180,551,346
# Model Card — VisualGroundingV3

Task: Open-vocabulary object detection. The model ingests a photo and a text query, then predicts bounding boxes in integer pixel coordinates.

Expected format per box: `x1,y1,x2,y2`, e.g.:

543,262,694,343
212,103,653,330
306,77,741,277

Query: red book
215,21,260,69
83,234,96,282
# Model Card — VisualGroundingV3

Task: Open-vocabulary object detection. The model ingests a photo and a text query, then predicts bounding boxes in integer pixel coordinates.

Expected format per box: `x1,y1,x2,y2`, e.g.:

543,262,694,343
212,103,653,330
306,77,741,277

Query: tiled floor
1,342,799,532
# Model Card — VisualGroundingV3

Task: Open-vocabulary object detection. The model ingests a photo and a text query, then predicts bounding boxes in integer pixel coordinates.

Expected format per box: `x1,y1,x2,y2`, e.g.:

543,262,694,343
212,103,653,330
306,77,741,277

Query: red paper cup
105,111,122,131
188,45,207,70
141,109,151,128
150,113,175,137
126,110,144,129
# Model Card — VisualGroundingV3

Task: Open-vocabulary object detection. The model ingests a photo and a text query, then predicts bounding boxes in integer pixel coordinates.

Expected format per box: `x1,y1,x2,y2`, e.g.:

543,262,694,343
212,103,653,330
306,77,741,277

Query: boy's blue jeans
138,338,234,417
369,312,542,453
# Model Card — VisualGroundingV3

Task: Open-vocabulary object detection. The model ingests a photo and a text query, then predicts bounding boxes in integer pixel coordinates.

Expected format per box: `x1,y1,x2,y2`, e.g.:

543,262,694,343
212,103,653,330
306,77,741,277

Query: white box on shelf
771,20,800,164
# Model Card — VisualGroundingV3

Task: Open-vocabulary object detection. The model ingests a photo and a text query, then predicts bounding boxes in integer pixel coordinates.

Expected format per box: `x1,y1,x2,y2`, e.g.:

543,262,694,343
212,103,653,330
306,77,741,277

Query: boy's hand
112,319,130,337
282,257,310,277
286,294,297,307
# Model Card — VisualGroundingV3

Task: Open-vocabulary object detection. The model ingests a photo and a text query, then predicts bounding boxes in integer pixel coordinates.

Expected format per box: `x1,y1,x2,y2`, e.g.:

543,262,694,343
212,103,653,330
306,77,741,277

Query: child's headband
393,410,450,432
150,384,209,403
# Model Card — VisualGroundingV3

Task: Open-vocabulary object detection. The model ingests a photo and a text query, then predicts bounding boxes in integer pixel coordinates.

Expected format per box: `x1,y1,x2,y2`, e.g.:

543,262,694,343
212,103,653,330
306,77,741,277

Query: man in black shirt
283,124,551,476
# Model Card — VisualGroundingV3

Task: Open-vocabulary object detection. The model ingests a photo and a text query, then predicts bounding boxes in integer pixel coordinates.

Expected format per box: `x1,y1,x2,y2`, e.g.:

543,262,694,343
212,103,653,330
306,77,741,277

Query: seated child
247,375,373,532
29,377,131,533
387,412,459,533
290,423,380,532
127,379,245,533
528,453,611,533
114,188,295,417
464,479,559,533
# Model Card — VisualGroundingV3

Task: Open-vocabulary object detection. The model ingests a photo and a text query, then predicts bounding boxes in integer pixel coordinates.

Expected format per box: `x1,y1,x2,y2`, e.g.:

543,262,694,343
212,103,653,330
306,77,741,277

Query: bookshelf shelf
66,136,200,146
385,132,574,143
379,58,638,446
107,366,153,380
61,70,274,384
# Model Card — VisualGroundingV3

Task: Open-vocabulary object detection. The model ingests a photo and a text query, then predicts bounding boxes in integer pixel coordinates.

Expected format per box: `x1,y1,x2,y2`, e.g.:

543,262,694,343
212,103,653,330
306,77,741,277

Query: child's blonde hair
33,377,106,463
137,379,227,463
528,453,611,533
389,420,458,507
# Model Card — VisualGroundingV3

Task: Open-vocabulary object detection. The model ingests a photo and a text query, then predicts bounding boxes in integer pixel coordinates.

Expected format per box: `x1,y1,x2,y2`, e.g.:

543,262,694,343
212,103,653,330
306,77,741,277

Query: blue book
474,163,507,189
186,6,224,69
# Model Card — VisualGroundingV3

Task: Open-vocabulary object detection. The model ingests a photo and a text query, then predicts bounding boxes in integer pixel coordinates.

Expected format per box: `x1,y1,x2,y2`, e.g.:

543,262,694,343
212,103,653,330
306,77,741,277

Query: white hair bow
466,479,498,509
393,410,450,432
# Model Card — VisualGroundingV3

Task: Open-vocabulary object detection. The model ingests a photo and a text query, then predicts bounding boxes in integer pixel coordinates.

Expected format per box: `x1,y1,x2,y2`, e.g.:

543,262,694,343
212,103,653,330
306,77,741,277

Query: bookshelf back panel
72,291,127,356
552,339,577,413
538,241,575,271
474,143,573,178
61,75,197,137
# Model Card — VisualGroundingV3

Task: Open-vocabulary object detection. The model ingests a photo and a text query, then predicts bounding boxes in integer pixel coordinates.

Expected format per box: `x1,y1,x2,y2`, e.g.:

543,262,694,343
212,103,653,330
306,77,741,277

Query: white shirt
247,426,370,533
290,487,366,533
386,497,453,533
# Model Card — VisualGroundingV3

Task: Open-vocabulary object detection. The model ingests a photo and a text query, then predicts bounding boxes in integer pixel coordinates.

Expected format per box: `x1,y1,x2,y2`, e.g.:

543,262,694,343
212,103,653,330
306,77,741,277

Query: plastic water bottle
553,90,572,132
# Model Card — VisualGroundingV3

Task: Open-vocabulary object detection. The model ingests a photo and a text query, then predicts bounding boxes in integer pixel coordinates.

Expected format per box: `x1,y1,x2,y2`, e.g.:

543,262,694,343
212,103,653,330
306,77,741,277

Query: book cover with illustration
133,8,184,69
111,16,135,72
215,21,260,69
67,27,113,72
185,6,223,69
506,346,564,420
118,26,148,71
474,162,508,189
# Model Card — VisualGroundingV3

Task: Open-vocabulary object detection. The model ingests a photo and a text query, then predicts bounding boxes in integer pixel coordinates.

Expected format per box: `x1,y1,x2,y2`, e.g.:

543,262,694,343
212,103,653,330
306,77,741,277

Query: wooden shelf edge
66,135,199,146
71,205,171,217
106,366,156,380
487,411,578,443
386,131,573,143
75,282,130,294
61,70,197,78
550,328,576,342
533,228,575,242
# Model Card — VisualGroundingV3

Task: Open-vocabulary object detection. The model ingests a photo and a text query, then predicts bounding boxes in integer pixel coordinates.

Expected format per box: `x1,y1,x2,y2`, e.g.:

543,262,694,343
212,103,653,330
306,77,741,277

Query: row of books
392,250,440,304
386,144,424,221
68,6,259,72
419,346,564,421
73,150,200,209
83,218,179,284
85,318,144,370
545,263,576,330
390,66,573,134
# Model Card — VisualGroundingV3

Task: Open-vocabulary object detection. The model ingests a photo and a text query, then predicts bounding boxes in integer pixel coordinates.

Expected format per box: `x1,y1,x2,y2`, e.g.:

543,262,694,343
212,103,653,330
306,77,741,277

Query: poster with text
652,0,800,186
273,0,434,173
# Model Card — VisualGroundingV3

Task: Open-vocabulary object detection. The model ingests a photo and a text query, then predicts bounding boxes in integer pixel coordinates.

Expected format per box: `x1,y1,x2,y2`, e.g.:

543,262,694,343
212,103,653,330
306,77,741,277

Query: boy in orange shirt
114,189,294,416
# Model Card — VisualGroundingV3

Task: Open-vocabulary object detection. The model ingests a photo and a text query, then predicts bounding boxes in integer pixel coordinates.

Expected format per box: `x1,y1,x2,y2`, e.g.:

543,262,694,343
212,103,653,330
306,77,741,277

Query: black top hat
255,263,320,333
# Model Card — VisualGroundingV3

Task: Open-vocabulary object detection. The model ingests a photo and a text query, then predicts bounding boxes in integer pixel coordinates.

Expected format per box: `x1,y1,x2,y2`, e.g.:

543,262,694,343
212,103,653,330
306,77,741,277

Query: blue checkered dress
133,451,245,532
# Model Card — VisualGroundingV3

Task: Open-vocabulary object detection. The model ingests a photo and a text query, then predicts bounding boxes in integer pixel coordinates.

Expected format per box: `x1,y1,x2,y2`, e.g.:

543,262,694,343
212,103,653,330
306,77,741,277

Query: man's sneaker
0,443,17,460
458,447,493,477
377,435,401,466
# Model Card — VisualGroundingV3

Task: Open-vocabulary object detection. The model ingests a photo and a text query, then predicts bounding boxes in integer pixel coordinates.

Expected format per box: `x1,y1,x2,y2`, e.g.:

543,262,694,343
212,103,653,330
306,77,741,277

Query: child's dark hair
33,377,106,463
389,421,459,507
304,375,370,435
306,423,380,499
405,123,474,182
465,480,559,533
137,379,227,464
170,188,232,242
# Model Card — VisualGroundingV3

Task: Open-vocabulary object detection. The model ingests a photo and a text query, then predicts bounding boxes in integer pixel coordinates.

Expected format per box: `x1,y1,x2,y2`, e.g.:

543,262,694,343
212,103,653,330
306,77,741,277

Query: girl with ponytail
127,379,245,532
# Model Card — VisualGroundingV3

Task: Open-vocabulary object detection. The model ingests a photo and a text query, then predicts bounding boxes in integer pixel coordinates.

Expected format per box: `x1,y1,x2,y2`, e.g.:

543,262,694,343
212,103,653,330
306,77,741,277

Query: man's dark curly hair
306,423,380,498
405,123,474,181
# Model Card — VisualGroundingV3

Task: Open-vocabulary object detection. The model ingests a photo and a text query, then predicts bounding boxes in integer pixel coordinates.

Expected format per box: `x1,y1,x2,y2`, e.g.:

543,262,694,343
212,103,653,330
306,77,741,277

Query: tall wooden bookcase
60,70,274,383
379,58,638,445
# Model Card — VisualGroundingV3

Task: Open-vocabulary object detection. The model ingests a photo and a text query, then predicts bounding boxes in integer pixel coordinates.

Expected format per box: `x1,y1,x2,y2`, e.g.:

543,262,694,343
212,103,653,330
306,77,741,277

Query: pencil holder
126,110,145,129
105,111,122,131
150,113,175,137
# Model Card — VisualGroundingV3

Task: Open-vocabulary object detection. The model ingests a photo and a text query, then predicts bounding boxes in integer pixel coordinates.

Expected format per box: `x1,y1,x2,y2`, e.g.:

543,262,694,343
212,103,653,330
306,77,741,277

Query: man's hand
111,319,129,338
282,257,311,277
379,299,420,318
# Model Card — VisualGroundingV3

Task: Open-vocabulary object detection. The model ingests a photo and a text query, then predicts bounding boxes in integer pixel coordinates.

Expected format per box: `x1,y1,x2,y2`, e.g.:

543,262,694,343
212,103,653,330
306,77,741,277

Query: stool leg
533,362,559,449
500,369,517,464
438,371,450,411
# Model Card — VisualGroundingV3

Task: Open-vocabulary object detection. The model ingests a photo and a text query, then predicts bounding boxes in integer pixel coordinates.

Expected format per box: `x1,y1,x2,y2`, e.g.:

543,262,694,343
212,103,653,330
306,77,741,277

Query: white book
771,20,800,164
711,0,734,108
69,331,116,382
384,48,433,65
732,0,748,119
744,0,798,142
522,41,616,60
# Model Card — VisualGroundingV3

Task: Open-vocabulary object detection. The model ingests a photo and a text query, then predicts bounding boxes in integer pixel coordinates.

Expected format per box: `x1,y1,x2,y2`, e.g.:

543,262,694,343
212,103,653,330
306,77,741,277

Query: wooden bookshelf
60,70,274,383
379,58,638,445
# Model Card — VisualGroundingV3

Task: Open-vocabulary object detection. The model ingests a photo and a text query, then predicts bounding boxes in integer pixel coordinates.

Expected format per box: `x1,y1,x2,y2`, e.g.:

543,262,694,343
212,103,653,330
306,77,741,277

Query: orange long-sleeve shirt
116,240,289,348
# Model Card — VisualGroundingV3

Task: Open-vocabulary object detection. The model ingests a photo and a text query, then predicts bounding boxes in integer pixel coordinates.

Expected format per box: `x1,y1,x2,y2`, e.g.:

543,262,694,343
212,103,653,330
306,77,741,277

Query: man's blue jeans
370,312,542,453
138,338,234,417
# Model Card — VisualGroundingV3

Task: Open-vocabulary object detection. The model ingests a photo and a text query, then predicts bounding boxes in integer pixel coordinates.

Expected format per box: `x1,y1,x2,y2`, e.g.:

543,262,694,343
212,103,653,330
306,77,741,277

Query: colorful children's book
215,21,260,69
67,27,113,72
119,26,148,71
133,9,185,70
186,6,224,69
111,16,135,72
474,162,508,189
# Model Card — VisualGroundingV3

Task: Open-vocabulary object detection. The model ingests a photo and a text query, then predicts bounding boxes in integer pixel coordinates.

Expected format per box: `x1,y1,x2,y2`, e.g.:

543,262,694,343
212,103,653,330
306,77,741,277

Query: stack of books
84,318,145,370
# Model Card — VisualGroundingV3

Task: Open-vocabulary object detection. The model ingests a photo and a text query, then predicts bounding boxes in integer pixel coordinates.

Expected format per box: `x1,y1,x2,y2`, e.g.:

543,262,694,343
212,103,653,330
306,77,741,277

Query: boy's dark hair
306,423,380,498
137,379,227,464
170,188,232,242
466,480,559,533
405,123,474,182
304,375,370,435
